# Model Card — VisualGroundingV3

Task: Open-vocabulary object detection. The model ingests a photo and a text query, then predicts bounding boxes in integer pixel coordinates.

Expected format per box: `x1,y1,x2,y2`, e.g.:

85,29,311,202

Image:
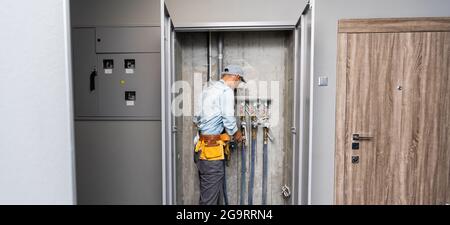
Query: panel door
339,33,404,204
72,28,98,117
97,53,161,118
335,18,450,205
96,27,161,53
398,32,450,204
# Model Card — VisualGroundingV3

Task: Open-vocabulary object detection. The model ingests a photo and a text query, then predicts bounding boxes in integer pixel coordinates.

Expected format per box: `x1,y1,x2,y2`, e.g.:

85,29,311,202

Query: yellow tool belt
195,133,230,161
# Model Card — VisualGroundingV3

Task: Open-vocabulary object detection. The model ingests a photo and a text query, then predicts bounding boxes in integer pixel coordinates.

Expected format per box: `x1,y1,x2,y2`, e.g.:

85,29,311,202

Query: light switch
318,76,328,86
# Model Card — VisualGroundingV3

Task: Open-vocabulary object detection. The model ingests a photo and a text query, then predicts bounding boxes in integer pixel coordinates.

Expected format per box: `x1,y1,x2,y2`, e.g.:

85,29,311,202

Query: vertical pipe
248,138,256,205
207,32,212,82
171,26,177,205
248,115,258,205
240,118,247,205
262,127,269,205
218,33,224,78
292,15,301,207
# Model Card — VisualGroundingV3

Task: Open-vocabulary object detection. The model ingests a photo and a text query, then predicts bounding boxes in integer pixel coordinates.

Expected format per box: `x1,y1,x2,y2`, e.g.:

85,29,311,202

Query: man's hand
233,130,244,143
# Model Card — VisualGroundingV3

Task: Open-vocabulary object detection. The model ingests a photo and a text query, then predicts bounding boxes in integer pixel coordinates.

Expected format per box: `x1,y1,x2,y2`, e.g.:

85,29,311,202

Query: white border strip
63,0,77,205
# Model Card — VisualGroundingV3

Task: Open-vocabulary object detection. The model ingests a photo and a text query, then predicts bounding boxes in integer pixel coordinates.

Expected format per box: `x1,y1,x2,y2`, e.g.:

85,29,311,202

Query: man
193,65,246,205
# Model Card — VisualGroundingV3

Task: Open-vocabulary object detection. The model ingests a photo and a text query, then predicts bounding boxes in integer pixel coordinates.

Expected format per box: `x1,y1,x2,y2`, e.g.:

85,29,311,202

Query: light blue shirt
193,79,238,135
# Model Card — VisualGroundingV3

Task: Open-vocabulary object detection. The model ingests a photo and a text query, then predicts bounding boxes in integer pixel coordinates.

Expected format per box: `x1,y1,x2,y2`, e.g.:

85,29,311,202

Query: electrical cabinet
70,0,163,206
96,27,161,53
72,26,161,119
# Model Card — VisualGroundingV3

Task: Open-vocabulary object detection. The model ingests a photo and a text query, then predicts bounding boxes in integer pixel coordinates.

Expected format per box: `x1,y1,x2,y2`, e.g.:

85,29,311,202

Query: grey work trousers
196,159,225,205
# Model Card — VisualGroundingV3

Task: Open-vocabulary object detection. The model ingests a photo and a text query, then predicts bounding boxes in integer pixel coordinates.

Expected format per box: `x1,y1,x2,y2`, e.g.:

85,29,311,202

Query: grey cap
221,65,246,83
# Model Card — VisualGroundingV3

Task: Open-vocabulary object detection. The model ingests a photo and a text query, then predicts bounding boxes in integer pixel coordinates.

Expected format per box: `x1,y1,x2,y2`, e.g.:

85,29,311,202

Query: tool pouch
195,140,225,161
204,144,224,159
194,133,231,161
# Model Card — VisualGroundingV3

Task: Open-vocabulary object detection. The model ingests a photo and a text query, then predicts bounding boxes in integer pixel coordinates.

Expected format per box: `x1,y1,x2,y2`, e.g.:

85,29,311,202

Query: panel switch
318,76,328,86
125,91,136,106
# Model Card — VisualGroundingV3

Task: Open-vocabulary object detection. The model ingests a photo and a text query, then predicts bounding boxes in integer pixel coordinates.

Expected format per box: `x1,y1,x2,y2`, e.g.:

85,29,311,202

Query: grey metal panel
97,53,161,118
75,121,162,205
70,0,161,27
72,28,99,117
96,27,161,53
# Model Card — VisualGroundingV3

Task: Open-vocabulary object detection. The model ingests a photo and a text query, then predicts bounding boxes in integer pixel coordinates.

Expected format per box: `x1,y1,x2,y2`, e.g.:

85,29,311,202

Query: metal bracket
291,127,297,134
281,185,291,199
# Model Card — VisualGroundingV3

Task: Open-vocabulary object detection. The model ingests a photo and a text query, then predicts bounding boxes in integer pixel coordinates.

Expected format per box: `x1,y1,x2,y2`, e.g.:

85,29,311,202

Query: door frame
161,1,314,205
161,1,175,205
292,2,313,205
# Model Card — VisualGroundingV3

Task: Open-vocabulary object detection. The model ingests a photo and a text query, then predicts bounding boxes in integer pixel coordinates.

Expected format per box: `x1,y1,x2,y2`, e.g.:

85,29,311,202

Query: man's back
193,80,238,136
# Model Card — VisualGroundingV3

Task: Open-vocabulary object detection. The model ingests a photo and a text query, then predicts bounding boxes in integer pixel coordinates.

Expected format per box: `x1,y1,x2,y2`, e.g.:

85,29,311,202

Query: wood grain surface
335,18,450,205
339,17,450,33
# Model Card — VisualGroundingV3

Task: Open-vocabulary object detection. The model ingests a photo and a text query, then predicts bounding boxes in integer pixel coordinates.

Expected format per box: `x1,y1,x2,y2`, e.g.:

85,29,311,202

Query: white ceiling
165,0,308,27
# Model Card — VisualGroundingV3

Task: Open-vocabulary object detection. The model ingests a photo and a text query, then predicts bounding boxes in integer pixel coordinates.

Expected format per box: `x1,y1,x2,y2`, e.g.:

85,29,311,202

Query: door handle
352,134,373,141
90,69,97,92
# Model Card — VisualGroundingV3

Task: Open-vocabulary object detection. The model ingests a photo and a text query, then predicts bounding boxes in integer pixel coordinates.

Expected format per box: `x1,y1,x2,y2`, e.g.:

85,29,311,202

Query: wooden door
335,18,450,205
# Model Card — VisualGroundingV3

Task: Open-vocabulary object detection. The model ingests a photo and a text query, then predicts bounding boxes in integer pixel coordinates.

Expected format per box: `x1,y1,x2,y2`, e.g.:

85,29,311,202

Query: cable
248,116,257,205
262,127,269,205
240,120,247,205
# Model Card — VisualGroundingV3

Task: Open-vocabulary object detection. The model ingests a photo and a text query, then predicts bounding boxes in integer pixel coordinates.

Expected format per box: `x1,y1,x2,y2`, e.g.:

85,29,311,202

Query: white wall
0,0,75,204
310,0,450,204
165,0,307,27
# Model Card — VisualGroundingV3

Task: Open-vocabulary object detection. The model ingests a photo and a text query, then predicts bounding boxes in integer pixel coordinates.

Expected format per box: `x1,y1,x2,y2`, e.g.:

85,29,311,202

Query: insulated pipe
240,119,247,205
240,141,247,205
207,32,212,82
248,115,258,205
218,33,224,78
262,126,269,205
262,101,271,205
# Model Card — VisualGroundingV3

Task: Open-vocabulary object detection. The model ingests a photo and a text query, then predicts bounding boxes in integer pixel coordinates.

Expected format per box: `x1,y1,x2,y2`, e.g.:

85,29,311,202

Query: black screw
97,38,101,42
352,156,360,164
